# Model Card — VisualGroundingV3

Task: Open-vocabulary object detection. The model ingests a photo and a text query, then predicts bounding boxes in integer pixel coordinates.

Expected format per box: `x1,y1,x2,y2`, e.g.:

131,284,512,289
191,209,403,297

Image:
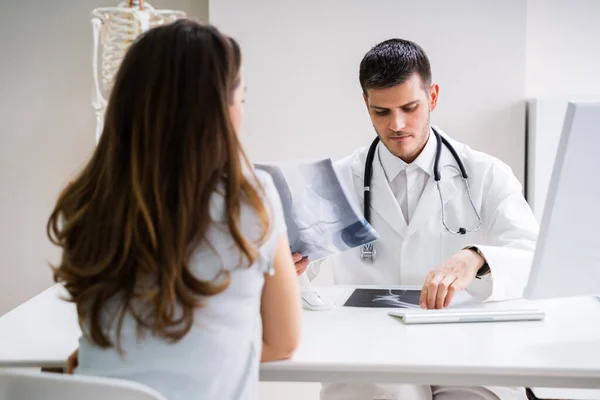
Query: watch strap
465,246,490,279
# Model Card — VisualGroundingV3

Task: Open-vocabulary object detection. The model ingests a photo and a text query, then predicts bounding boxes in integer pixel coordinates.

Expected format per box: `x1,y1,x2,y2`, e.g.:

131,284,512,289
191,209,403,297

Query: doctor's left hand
419,249,485,309
292,253,310,276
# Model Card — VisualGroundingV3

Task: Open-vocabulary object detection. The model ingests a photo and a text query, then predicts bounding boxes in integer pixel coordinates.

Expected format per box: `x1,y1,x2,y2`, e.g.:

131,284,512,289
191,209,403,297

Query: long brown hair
47,20,270,349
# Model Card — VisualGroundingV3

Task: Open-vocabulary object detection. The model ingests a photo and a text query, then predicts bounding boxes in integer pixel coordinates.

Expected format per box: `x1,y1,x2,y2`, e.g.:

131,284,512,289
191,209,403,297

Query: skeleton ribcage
91,1,186,141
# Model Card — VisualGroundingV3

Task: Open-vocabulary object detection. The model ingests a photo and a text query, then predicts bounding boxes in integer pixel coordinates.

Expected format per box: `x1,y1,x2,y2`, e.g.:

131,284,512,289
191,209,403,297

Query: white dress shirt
377,129,436,223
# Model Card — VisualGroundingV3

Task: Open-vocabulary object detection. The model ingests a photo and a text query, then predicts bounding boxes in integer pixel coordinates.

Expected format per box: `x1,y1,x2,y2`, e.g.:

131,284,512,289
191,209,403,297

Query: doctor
294,38,539,400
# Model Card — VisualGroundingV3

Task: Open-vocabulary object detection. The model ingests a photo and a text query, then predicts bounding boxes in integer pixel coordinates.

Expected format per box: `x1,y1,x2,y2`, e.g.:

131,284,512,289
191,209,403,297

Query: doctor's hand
419,249,485,309
292,253,310,276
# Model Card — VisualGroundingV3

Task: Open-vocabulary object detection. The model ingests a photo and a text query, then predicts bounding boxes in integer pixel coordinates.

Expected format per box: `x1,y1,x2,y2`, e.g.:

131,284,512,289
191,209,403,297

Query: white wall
526,0,600,98
210,0,528,183
524,0,600,220
0,0,208,316
0,0,97,315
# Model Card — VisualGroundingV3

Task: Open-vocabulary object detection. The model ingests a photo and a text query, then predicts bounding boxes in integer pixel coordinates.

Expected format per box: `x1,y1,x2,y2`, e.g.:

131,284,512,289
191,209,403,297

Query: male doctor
294,39,539,400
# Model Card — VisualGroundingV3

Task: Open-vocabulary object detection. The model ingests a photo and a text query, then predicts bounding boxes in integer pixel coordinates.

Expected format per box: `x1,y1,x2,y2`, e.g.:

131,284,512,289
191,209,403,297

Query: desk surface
0,284,80,368
1,284,599,389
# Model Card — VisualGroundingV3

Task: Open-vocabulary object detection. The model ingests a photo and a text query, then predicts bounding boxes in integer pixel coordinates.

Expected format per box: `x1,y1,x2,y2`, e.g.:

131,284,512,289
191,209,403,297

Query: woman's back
47,19,300,400
75,171,286,400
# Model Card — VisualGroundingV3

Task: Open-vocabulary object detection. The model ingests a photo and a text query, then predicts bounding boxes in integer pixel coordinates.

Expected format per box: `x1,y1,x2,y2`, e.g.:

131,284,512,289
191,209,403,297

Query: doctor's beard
374,114,431,163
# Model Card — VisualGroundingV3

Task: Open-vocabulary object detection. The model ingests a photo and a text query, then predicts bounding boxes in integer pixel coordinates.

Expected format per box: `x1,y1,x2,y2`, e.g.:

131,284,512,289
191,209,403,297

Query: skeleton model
91,1,186,141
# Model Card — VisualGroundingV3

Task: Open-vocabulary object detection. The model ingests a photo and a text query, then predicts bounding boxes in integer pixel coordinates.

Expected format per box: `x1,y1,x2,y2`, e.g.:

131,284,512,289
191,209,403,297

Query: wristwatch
464,246,490,279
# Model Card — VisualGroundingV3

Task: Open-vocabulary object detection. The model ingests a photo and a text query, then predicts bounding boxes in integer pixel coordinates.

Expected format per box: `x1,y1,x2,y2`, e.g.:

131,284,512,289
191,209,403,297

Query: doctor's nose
389,112,406,132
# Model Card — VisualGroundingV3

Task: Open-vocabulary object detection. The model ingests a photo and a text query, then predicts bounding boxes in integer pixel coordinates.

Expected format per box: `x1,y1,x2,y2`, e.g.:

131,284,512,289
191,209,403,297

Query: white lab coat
307,127,539,400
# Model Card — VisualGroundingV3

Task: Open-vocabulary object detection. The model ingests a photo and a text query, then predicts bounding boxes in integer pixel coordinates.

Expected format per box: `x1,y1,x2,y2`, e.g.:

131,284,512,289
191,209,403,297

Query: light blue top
75,171,286,400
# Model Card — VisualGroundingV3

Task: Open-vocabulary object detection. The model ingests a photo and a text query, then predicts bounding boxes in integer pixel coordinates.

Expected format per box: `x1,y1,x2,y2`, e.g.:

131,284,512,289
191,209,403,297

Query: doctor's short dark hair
359,38,432,95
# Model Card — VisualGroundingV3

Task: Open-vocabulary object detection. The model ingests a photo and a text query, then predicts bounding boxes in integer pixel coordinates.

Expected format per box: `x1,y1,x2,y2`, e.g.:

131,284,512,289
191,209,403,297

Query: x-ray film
343,289,421,308
255,159,379,261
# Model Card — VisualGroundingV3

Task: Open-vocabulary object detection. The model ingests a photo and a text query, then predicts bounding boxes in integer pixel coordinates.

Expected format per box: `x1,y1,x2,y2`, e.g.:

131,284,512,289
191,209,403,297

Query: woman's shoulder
250,168,286,235
251,168,281,204
253,168,276,190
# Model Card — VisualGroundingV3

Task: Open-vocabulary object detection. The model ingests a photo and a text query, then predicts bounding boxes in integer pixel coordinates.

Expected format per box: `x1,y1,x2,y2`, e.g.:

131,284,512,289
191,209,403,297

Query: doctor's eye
374,110,389,116
402,105,418,113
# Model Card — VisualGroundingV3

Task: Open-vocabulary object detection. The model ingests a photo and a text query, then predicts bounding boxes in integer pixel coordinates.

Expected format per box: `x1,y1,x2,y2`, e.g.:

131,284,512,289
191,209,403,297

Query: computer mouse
301,291,334,311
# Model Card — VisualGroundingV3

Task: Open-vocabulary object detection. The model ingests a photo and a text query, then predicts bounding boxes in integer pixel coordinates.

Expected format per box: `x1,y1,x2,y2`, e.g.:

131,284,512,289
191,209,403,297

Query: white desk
0,284,79,368
1,284,599,392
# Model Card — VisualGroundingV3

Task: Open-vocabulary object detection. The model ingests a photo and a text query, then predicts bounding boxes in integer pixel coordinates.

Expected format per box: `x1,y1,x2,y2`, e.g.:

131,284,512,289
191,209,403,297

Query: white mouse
301,290,334,311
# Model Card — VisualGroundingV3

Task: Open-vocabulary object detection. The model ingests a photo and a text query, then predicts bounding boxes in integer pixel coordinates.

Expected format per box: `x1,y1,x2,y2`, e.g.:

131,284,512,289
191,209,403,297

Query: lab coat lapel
405,153,460,238
351,150,407,238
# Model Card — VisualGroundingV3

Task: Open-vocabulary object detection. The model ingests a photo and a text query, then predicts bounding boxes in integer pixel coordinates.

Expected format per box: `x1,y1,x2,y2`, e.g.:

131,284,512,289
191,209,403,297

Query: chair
0,369,166,400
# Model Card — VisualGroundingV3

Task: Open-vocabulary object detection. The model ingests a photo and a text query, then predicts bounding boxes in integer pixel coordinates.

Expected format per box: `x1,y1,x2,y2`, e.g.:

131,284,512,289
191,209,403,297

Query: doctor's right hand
292,253,310,276
419,249,483,309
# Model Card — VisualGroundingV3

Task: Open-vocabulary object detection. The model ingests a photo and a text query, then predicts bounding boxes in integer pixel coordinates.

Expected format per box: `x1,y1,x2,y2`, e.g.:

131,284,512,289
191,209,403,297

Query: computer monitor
524,101,600,300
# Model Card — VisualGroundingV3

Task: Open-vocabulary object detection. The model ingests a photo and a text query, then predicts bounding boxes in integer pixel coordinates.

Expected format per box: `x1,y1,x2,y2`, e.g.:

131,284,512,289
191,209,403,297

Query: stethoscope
360,127,482,264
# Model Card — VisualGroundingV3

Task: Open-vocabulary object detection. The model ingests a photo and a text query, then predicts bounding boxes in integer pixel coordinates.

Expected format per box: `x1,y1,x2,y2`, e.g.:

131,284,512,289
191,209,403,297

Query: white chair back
0,369,166,400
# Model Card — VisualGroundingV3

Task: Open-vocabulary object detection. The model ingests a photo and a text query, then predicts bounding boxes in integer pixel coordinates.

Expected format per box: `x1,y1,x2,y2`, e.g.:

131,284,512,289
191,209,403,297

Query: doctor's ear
428,83,439,112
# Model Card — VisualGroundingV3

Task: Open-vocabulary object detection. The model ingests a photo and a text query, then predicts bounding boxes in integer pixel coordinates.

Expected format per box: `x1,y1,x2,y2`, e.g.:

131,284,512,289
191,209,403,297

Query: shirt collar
378,127,436,182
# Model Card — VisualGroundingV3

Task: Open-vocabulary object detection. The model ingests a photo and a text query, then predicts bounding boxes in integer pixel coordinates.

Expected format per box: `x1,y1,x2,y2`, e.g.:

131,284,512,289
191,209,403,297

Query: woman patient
46,19,301,400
